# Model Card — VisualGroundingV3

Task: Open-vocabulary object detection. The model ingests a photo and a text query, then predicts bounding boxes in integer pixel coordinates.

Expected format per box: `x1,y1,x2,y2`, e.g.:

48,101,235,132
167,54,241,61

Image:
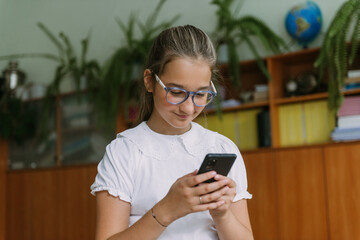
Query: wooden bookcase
5,91,116,170
202,47,360,150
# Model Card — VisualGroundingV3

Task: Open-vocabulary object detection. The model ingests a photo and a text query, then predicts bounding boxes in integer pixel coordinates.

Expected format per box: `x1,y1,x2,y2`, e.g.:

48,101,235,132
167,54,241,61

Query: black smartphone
197,153,237,183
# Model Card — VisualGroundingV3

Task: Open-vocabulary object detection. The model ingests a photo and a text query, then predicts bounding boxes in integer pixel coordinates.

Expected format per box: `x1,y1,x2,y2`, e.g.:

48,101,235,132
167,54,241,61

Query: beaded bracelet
151,207,167,227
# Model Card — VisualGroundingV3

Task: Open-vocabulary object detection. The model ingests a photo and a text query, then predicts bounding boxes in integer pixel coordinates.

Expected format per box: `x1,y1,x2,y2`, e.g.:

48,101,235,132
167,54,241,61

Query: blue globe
285,1,322,48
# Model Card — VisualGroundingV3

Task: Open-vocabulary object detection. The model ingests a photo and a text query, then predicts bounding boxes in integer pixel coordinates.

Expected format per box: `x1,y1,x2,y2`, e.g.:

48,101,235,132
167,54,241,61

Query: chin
167,116,193,130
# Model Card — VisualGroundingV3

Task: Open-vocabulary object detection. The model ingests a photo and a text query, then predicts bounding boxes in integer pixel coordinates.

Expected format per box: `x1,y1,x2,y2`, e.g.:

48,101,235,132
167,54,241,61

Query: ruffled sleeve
216,134,252,201
90,136,140,203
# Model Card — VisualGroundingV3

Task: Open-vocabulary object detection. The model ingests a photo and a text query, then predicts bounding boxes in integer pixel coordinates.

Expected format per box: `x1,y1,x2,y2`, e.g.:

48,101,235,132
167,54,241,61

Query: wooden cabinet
7,92,114,170
6,169,59,239
324,142,360,240
6,165,97,240
275,147,328,240
241,142,360,240
242,150,278,240
0,139,8,240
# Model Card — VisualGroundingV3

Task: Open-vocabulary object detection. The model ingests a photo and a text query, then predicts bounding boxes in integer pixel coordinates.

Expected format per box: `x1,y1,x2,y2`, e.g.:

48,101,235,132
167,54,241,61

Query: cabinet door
243,151,278,240
275,147,328,240
6,170,60,240
324,142,360,240
58,165,97,239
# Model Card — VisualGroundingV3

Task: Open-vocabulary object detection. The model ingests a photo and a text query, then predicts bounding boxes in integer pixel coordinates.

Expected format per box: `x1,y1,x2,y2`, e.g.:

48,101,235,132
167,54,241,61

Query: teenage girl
91,25,253,240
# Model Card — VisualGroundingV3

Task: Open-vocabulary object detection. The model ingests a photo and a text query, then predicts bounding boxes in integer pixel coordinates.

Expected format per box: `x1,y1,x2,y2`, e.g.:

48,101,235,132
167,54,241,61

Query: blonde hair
136,25,219,124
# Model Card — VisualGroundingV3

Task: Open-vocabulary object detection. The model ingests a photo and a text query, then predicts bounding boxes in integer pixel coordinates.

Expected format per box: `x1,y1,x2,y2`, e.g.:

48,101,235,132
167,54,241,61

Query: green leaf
0,53,60,62
37,22,65,61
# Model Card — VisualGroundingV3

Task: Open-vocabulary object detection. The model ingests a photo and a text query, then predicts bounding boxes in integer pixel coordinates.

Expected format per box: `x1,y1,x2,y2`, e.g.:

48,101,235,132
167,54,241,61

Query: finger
179,170,198,180
186,171,217,187
200,185,230,203
213,175,236,188
195,179,230,196
191,200,225,212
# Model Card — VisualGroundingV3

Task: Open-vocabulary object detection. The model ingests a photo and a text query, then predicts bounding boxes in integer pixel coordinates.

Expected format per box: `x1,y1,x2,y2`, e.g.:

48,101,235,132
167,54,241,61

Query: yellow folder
304,100,335,144
279,103,305,146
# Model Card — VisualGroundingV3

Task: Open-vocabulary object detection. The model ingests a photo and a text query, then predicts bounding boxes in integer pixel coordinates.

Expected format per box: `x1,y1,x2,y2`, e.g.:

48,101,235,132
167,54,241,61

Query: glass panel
8,99,57,169
60,92,113,165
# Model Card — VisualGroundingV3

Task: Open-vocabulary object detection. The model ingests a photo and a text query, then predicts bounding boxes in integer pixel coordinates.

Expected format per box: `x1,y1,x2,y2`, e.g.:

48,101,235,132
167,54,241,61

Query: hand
209,175,237,219
154,170,231,226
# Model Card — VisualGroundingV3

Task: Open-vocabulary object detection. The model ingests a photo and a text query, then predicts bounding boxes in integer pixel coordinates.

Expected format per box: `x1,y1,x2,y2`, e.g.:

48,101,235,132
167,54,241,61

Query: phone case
197,153,237,183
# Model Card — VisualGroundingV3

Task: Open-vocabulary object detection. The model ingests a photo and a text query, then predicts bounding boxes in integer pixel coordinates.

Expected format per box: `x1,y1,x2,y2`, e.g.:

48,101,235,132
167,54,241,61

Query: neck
146,115,191,135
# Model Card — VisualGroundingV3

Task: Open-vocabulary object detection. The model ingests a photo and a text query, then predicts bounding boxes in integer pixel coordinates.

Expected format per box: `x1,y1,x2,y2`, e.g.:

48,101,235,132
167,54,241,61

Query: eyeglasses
154,74,217,107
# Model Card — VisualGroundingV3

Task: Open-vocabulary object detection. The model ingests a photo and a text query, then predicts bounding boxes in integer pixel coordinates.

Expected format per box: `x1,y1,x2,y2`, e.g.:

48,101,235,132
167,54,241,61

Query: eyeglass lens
166,89,214,106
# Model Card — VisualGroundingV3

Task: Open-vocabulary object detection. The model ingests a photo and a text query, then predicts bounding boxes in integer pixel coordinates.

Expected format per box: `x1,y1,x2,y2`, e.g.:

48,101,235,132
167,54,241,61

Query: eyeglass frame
153,73,217,107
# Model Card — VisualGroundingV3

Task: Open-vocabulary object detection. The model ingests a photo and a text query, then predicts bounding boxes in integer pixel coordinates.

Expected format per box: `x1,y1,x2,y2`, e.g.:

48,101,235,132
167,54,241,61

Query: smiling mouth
175,113,190,119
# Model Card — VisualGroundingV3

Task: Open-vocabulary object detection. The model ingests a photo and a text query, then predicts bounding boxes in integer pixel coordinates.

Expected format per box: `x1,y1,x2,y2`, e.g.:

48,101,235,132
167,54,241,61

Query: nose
179,94,195,114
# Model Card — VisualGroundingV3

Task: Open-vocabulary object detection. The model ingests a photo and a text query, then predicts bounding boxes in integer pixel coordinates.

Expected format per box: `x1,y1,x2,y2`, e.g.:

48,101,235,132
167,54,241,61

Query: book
337,96,360,117
220,112,238,145
236,109,261,150
257,110,271,147
253,91,268,102
345,77,360,84
331,127,360,141
255,84,269,92
347,69,360,78
278,103,305,146
304,100,335,144
338,114,360,128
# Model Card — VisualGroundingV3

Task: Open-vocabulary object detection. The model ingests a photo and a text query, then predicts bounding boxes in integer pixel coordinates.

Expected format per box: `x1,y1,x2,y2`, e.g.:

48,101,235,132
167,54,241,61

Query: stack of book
344,70,360,90
331,96,360,141
253,84,269,102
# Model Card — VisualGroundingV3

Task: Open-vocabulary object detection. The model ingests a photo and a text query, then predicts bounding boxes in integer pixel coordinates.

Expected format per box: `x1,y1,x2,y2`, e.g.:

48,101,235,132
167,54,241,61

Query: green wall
0,0,346,86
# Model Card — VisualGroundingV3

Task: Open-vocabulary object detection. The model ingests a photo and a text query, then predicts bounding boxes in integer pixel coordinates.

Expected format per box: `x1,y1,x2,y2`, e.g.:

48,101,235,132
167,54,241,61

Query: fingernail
222,179,228,184
211,171,217,176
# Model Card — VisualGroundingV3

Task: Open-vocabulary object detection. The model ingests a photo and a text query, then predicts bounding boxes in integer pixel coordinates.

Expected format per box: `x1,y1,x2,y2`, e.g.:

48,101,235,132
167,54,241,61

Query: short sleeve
218,135,252,201
90,137,140,203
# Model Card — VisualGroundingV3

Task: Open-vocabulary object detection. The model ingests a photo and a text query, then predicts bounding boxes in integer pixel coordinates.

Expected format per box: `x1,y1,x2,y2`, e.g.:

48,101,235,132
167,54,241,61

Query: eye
169,90,185,95
195,92,208,98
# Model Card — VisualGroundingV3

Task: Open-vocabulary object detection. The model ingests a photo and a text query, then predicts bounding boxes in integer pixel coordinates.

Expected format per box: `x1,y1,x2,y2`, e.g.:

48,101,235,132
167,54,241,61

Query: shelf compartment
274,88,360,105
268,48,321,100
219,59,269,101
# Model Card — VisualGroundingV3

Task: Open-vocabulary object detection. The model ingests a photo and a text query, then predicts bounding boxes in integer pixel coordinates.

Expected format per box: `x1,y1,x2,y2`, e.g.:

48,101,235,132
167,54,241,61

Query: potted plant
1,23,101,97
0,90,37,144
0,23,101,141
211,0,288,86
33,23,102,98
97,0,180,127
314,0,360,112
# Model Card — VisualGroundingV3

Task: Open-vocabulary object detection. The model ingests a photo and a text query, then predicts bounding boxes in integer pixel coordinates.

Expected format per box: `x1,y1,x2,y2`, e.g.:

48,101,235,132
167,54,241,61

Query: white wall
0,0,346,86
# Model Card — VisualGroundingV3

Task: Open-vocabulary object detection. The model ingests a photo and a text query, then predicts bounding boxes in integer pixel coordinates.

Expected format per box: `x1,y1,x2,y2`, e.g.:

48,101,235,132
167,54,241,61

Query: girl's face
145,57,212,135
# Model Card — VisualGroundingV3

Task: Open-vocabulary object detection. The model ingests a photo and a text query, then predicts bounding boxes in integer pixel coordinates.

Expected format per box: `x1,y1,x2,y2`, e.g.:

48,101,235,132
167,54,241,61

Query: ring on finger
199,196,202,204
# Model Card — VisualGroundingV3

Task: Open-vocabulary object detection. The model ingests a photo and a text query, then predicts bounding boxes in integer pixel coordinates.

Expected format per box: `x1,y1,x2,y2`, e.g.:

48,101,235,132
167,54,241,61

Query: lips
175,113,190,119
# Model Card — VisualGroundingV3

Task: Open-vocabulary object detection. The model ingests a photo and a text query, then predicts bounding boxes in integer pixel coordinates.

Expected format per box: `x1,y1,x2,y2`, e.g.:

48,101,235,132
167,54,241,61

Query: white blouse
91,121,252,240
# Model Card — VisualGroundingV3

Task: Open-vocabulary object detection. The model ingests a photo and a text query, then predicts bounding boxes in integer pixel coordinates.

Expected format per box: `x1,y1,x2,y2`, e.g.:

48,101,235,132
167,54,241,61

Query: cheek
153,92,174,109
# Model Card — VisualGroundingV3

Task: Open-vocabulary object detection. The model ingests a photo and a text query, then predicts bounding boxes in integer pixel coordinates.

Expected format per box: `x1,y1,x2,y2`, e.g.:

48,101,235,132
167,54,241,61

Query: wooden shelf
204,100,269,114
275,88,360,105
23,88,89,103
275,92,328,104
61,125,97,135
343,88,360,96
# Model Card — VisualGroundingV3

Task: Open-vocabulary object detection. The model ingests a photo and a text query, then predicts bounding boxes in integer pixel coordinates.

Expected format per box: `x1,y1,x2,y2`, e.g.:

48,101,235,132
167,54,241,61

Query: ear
143,69,153,93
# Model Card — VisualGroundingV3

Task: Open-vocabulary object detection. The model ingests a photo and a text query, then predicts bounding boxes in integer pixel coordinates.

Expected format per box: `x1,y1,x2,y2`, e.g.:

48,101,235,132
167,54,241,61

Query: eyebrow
166,82,210,91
